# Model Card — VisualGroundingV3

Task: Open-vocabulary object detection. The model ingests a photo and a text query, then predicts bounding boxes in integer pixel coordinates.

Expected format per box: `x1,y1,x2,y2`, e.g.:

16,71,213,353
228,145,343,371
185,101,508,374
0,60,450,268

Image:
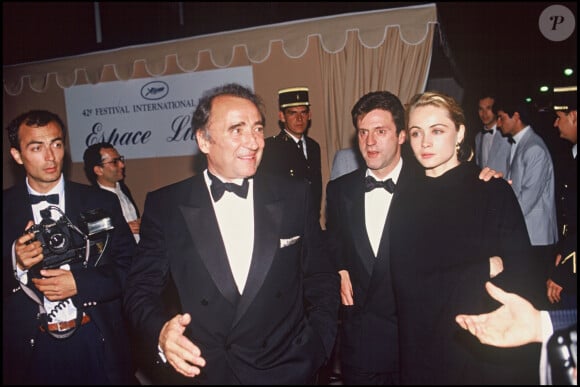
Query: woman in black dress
389,91,541,384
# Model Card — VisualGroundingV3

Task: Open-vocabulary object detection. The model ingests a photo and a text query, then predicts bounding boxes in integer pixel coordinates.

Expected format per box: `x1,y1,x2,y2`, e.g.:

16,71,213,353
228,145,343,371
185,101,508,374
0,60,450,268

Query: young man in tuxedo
3,110,137,384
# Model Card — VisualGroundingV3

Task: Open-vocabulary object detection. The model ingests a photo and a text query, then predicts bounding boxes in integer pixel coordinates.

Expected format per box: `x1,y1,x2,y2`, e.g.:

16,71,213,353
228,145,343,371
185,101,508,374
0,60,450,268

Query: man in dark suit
2,110,137,384
83,142,141,242
123,83,339,384
325,91,421,384
546,92,577,309
258,87,323,218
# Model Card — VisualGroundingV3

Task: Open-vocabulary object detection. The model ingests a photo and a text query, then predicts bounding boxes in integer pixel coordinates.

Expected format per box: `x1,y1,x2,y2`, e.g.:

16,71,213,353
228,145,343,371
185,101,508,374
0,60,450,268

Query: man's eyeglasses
100,156,125,166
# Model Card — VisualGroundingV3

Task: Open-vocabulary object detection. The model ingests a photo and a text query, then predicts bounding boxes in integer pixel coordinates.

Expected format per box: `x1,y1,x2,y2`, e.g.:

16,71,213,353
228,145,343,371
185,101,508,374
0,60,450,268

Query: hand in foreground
159,313,206,378
455,281,542,347
338,270,354,306
32,268,78,301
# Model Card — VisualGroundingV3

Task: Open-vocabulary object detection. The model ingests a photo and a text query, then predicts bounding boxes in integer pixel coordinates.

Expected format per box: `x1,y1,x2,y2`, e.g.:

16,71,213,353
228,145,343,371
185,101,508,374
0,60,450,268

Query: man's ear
93,165,103,177
278,110,286,123
398,130,406,145
196,130,210,154
10,148,23,165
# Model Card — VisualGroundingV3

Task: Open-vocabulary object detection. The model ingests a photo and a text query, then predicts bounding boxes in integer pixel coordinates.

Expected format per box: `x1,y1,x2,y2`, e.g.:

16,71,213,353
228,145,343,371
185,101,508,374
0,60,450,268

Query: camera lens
46,230,70,253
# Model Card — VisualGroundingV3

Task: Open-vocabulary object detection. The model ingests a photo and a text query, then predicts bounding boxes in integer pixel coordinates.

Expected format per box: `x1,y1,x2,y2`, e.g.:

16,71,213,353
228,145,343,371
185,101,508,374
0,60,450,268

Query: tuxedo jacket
123,172,339,384
2,180,136,384
474,128,511,177
259,130,322,216
325,158,421,372
507,127,558,246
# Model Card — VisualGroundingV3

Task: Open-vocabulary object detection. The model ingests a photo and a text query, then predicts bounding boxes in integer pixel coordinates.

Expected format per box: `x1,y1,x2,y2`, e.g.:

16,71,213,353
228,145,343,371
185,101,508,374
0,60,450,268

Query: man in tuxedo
2,110,137,384
83,142,141,242
123,83,339,384
495,97,559,309
325,91,421,384
474,92,511,176
258,87,323,219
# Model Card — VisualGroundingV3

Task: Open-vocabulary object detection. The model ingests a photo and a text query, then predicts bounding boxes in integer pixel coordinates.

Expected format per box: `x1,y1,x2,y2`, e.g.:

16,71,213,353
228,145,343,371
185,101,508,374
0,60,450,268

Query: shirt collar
284,130,303,145
365,157,403,184
512,125,531,144
98,181,120,193
27,174,64,196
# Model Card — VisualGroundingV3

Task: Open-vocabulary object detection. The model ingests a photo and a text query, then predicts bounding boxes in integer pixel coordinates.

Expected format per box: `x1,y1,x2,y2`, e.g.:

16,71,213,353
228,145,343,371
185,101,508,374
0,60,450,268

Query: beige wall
3,4,437,223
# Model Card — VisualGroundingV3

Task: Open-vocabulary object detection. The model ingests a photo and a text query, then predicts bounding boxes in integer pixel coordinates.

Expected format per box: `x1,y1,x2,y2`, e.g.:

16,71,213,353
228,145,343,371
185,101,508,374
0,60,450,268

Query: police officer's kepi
278,87,310,109
552,91,577,112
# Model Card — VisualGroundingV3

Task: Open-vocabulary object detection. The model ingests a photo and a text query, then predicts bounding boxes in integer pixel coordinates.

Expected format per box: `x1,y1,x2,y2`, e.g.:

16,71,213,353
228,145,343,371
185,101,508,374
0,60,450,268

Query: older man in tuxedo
123,83,339,384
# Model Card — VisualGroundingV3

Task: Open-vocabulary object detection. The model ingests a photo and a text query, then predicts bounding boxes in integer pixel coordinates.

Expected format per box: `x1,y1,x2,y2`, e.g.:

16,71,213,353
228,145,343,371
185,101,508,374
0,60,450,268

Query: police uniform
259,87,322,217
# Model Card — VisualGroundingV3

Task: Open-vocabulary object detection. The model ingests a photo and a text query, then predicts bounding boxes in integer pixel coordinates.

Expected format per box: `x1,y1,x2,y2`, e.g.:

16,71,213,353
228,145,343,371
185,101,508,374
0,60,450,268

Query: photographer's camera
25,207,113,278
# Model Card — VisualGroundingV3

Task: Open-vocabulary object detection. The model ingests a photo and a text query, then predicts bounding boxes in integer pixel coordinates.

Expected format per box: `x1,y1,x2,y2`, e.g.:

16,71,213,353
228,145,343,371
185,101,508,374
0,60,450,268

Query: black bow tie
208,171,249,201
507,137,516,145
364,176,396,193
29,193,59,205
482,129,493,135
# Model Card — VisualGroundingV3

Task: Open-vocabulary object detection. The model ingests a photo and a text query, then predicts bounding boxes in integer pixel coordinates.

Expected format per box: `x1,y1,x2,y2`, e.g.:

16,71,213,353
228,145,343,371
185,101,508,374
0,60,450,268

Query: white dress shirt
365,158,403,256
99,182,140,242
204,170,254,293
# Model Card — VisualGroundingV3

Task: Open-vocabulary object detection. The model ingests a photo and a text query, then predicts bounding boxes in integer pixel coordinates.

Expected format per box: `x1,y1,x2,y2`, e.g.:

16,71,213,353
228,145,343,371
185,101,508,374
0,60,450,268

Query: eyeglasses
100,156,125,166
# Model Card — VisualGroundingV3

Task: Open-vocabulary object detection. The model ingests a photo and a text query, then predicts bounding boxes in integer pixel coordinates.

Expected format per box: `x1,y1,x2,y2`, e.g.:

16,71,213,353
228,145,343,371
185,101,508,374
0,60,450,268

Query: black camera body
26,207,113,278
548,323,577,385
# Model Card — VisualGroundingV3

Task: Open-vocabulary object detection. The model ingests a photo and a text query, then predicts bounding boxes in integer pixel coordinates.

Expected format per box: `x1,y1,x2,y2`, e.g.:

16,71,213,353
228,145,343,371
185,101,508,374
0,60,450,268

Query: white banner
64,66,254,162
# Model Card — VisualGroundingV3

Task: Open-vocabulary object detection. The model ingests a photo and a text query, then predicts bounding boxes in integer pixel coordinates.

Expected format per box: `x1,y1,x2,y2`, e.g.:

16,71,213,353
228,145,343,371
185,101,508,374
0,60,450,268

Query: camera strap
18,279,81,339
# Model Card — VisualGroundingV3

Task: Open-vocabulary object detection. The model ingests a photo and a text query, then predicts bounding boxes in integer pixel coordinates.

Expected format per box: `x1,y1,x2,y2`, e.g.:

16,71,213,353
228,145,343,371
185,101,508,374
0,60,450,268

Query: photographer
3,110,137,384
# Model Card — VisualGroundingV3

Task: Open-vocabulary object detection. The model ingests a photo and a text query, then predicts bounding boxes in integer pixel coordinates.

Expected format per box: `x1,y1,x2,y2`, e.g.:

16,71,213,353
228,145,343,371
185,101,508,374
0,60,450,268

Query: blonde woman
388,91,541,384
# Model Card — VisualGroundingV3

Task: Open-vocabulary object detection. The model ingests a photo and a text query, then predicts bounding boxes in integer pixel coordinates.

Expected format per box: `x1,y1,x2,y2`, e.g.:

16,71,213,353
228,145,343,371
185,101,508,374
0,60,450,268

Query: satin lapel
180,178,240,306
348,175,375,275
13,183,35,226
233,177,282,326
